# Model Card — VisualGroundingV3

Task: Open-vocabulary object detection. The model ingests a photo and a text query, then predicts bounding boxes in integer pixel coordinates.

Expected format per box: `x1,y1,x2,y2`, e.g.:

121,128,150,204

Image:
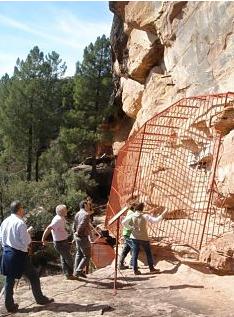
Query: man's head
85,196,92,202
79,200,87,210
126,195,140,210
55,204,67,217
134,202,144,212
10,201,25,218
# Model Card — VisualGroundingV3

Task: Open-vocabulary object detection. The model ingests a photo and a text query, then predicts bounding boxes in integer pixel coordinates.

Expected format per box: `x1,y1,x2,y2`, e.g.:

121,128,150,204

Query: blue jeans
74,237,91,273
119,236,133,266
5,255,47,309
54,240,73,276
131,239,154,271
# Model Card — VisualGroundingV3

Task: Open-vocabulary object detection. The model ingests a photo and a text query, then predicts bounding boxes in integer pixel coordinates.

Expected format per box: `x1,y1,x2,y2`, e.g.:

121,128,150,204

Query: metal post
131,124,146,197
199,93,229,250
113,217,120,295
199,138,222,249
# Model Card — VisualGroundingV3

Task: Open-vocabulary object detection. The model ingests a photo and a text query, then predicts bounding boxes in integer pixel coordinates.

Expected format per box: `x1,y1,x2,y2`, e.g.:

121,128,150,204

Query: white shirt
143,213,164,223
49,215,68,242
0,214,31,252
122,211,164,227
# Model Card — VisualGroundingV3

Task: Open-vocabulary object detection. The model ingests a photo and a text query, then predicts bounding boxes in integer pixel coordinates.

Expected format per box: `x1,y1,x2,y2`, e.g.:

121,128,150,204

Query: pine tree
0,46,67,181
59,35,113,173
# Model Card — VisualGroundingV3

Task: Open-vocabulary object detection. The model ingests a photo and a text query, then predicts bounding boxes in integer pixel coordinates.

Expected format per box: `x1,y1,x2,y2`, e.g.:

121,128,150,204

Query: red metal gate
105,92,234,250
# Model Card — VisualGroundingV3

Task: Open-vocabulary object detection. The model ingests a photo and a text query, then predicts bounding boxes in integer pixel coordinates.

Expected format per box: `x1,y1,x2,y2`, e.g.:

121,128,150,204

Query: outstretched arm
122,212,133,229
41,226,52,246
144,209,168,223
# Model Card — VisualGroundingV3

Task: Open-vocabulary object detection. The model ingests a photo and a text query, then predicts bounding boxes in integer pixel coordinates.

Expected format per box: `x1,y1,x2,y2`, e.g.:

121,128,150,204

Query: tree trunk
91,153,97,178
94,41,104,112
26,124,33,181
0,191,4,223
35,150,40,182
91,42,104,177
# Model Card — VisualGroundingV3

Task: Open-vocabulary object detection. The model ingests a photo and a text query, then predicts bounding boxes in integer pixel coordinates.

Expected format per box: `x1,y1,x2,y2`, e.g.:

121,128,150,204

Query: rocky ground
1,259,234,317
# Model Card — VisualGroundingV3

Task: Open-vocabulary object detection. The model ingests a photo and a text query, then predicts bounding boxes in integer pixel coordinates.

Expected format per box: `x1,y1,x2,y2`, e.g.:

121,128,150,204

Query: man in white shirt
122,202,167,275
42,204,74,280
0,201,54,313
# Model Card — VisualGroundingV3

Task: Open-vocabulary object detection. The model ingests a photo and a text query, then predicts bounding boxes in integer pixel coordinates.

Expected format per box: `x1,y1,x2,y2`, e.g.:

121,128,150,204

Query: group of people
119,199,167,275
42,198,93,280
0,198,93,313
42,199,93,280
0,196,166,313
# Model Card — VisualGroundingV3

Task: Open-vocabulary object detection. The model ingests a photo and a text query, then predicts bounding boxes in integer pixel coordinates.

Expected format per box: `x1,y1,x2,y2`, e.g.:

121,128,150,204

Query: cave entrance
105,92,234,251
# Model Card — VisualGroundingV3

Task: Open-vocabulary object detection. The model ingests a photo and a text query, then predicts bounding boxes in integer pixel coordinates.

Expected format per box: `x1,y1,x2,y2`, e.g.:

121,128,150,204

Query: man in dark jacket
73,200,91,278
0,201,53,313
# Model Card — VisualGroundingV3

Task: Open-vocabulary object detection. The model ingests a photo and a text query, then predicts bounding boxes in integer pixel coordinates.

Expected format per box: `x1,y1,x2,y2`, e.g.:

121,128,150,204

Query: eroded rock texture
200,232,234,274
110,0,234,209
216,130,234,208
109,2,234,265
110,1,234,146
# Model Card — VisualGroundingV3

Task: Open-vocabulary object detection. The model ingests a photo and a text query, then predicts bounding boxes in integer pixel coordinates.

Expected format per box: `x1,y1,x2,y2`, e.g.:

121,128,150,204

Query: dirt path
1,260,234,316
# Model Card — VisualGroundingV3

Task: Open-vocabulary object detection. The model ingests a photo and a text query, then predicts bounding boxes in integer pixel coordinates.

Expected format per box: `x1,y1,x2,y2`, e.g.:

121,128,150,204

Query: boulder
127,29,164,83
133,66,175,129
112,116,133,155
121,78,144,118
215,130,234,208
210,102,234,136
124,1,162,34
199,232,234,274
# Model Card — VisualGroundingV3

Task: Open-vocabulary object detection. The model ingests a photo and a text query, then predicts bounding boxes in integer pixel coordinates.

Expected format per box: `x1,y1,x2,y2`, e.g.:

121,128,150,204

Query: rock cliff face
109,1,234,272
109,1,234,150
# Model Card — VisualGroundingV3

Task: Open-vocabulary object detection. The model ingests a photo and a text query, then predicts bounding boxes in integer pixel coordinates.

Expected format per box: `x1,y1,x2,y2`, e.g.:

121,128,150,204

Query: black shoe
66,274,77,280
6,303,19,313
134,269,141,275
74,271,87,278
36,297,54,305
149,267,160,273
119,264,129,270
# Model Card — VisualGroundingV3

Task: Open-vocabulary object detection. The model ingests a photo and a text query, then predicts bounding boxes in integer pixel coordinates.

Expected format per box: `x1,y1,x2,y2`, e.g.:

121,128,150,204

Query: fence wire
105,92,234,250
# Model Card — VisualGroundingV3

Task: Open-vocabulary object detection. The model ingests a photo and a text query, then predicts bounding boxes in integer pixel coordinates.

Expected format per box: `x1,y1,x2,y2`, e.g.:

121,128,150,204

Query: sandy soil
1,258,234,317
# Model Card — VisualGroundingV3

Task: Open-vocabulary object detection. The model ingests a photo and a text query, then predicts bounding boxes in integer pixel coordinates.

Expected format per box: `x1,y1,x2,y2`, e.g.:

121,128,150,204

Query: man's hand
161,208,168,218
27,226,33,234
42,240,48,246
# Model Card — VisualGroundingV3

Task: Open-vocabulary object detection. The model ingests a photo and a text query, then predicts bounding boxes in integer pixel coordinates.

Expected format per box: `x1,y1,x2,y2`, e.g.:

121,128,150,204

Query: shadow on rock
157,284,204,290
81,277,135,289
160,261,181,274
111,275,157,282
169,284,204,290
20,303,114,314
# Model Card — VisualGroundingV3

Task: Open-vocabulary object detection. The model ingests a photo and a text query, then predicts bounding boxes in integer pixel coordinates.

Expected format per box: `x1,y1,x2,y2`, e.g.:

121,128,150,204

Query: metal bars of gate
105,92,234,251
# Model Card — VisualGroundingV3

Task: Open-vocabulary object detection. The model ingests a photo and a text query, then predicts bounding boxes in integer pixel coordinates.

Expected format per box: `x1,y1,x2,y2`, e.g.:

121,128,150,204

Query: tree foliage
59,35,113,167
0,35,113,226
0,46,67,181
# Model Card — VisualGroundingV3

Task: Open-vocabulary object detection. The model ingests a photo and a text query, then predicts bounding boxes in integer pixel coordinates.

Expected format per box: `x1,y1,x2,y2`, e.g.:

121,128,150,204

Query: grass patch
0,275,4,288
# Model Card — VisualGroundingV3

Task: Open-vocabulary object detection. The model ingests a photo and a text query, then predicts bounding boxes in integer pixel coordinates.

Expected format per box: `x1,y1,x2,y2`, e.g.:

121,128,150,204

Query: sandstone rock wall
110,1,234,206
109,2,234,268
110,1,234,149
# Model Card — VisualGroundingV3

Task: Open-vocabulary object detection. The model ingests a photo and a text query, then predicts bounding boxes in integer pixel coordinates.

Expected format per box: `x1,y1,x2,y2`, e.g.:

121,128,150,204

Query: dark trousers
131,239,154,271
5,256,46,309
54,240,73,276
119,236,133,266
74,237,91,273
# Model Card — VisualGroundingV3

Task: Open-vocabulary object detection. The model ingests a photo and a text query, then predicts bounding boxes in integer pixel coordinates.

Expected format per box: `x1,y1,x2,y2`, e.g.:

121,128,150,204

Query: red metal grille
105,92,234,250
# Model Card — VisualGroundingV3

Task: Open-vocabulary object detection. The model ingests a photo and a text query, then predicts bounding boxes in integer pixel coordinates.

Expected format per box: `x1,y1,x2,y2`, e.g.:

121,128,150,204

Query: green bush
26,208,54,232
